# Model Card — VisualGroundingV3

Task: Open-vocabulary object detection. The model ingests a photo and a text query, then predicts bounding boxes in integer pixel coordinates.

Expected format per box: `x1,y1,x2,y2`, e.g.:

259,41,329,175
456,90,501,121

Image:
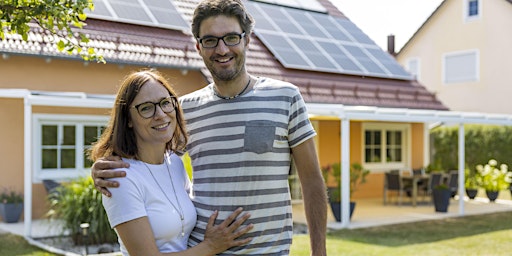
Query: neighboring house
396,0,512,114
6,0,503,231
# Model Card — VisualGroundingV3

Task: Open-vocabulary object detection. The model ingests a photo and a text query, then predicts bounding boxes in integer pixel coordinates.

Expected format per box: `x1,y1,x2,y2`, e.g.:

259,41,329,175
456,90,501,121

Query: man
92,0,327,255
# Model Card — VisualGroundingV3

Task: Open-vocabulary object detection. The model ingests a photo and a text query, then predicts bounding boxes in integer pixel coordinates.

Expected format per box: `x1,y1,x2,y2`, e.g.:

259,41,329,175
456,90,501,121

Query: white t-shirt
102,153,196,255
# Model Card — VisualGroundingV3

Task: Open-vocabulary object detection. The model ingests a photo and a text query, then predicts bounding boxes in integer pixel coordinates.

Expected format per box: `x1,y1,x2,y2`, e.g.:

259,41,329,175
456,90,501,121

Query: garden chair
383,172,410,205
447,170,459,197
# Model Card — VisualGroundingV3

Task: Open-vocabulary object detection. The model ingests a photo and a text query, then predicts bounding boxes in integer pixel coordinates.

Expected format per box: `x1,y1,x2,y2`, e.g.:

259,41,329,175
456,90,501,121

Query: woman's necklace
213,77,251,100
143,156,185,237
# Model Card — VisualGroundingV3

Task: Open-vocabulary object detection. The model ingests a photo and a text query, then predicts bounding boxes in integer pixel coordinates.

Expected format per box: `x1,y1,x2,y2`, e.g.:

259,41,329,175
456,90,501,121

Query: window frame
361,123,411,172
464,0,481,22
33,114,108,182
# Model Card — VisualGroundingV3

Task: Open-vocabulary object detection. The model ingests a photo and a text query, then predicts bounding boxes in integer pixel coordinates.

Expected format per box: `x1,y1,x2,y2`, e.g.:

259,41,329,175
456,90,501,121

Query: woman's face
128,79,177,151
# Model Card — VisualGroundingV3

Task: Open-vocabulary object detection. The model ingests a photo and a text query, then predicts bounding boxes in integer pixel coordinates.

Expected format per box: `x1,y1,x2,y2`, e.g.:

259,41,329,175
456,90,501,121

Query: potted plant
432,184,450,212
0,187,23,223
475,159,512,202
321,162,370,221
464,168,479,199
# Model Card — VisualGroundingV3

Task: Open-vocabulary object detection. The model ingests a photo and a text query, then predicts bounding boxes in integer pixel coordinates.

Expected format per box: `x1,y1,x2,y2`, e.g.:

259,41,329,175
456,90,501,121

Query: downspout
23,95,32,237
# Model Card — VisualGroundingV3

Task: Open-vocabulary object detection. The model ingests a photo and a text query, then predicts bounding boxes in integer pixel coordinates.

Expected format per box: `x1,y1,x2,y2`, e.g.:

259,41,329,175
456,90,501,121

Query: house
3,0,511,233
395,0,512,114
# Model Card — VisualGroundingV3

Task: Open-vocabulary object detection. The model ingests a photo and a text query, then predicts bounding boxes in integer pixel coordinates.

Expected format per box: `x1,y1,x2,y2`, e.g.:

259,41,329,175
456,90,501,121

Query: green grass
0,233,57,256
3,211,512,255
291,211,512,255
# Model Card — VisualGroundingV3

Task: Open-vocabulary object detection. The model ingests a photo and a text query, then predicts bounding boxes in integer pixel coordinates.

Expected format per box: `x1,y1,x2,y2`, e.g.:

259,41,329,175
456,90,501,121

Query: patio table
401,174,429,206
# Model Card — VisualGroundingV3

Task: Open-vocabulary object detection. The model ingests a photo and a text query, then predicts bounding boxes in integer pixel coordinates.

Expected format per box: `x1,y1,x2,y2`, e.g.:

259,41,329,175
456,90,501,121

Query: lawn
0,233,57,256
2,211,512,255
290,211,512,255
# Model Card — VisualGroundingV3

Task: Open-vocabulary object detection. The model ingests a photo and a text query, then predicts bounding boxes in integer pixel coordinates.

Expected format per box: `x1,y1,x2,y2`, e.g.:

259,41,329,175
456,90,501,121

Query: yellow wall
0,99,25,221
316,119,425,199
0,55,206,96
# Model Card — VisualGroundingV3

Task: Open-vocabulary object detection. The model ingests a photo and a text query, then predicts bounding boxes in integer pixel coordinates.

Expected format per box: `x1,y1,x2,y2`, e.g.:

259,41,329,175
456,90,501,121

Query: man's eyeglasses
131,96,177,119
197,32,246,48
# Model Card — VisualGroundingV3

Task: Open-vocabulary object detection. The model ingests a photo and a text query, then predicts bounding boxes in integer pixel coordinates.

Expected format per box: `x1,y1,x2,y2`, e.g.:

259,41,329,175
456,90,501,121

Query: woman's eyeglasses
131,96,177,119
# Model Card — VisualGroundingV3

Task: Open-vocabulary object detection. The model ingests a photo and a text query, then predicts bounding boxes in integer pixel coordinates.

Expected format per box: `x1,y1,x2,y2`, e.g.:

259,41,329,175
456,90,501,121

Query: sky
331,0,444,52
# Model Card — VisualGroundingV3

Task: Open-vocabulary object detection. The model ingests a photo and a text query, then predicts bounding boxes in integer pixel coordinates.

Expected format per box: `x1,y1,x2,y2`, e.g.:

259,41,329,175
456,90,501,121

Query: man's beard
206,53,246,81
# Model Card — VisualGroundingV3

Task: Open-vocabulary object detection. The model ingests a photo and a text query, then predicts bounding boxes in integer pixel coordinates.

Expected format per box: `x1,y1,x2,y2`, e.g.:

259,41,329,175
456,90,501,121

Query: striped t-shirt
180,77,316,255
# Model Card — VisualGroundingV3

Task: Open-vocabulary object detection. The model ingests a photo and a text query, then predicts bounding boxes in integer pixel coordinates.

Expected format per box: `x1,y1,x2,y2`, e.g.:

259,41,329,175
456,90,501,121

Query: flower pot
0,203,23,223
329,201,355,222
486,190,499,202
432,189,450,212
465,188,478,199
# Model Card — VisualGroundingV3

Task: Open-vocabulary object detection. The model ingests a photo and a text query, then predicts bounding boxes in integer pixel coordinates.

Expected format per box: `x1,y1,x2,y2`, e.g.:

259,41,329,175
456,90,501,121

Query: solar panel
246,1,413,80
251,0,326,13
86,0,189,32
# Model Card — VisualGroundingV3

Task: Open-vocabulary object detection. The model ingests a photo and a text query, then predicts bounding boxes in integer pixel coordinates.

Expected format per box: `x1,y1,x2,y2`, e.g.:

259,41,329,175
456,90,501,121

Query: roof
0,0,448,111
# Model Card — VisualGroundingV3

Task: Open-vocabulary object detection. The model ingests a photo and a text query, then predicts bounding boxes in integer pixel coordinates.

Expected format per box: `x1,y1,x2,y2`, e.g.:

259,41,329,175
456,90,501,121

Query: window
468,0,478,16
34,114,108,181
443,50,479,84
363,123,410,170
464,0,481,21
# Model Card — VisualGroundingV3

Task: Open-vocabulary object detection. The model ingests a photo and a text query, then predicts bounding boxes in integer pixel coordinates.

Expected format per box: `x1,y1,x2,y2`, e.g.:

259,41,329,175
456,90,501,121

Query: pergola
4,89,512,235
307,103,512,228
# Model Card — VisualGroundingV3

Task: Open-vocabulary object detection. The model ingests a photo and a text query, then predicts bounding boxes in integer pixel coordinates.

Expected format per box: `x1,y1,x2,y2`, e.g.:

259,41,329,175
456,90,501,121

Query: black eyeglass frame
131,96,177,119
197,32,246,48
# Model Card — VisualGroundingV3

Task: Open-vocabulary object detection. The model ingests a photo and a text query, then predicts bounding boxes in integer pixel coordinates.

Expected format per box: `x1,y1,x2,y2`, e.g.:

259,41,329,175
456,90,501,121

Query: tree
0,0,104,62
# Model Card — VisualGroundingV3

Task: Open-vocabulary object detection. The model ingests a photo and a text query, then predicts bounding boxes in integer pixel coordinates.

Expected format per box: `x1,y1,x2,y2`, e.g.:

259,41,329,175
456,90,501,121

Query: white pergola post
458,123,465,215
23,97,32,237
340,118,350,228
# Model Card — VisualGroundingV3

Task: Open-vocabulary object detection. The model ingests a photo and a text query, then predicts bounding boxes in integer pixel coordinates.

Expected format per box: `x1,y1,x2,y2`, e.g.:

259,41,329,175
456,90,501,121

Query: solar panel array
245,1,413,80
251,0,326,13
87,0,190,32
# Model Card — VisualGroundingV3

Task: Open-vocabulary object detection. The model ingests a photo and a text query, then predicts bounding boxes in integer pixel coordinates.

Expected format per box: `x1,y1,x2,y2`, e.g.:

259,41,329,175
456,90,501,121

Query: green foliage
0,0,104,62
430,125,512,172
434,184,449,190
321,162,370,202
47,176,117,245
464,168,480,189
0,187,23,204
181,152,193,179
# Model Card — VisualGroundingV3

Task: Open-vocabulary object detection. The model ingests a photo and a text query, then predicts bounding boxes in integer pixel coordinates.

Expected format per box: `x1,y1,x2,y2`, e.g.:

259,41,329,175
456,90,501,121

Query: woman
89,70,252,255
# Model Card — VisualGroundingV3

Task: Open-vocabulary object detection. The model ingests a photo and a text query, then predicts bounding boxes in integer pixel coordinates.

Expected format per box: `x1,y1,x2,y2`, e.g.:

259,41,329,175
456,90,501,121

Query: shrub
430,125,512,172
47,176,117,245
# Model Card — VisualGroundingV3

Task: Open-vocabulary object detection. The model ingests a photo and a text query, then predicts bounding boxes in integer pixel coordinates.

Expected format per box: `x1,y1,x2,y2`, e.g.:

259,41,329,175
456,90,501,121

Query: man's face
196,15,248,82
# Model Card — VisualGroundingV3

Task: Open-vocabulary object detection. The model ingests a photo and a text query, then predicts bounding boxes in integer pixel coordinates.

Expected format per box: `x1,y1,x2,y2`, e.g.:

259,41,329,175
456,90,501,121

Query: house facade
396,0,512,114
1,0,452,230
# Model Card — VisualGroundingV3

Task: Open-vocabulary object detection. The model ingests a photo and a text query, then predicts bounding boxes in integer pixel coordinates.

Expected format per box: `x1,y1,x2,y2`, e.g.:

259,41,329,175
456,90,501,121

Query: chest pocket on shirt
244,121,276,154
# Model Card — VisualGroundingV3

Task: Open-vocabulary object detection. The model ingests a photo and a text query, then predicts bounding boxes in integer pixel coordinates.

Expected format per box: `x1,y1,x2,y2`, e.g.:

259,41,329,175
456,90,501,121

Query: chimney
387,34,396,56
